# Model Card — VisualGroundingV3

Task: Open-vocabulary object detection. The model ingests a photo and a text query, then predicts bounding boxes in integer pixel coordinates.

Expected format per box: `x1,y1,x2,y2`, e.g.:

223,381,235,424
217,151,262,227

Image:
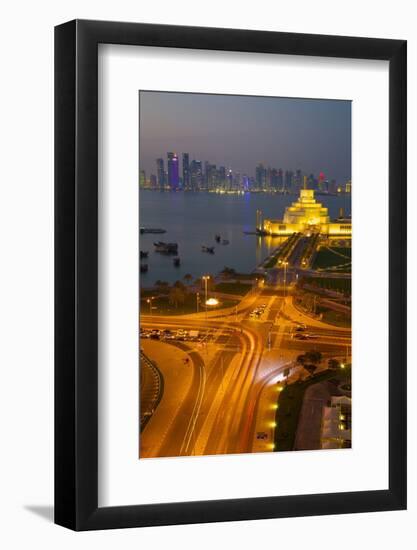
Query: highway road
139,287,351,458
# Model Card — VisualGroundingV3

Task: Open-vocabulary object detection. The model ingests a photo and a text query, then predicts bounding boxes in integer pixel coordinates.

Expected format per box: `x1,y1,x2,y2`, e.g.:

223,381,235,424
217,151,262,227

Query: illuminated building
277,169,283,191
139,169,146,188
156,158,165,188
190,159,203,190
256,163,267,190
318,171,325,192
261,185,351,236
167,152,179,189
182,153,190,190
294,169,303,192
284,170,293,192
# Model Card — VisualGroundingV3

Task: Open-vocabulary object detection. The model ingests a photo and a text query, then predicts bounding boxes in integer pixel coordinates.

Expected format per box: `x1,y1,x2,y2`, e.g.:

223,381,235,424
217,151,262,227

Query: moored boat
153,241,178,254
140,227,166,234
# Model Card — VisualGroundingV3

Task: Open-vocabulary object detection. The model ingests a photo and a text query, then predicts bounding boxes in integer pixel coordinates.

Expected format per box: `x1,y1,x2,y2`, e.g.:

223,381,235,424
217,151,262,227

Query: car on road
294,333,308,340
256,431,268,440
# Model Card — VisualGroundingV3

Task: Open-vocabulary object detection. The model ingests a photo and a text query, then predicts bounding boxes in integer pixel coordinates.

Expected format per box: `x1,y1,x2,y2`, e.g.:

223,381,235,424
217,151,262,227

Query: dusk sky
139,91,351,183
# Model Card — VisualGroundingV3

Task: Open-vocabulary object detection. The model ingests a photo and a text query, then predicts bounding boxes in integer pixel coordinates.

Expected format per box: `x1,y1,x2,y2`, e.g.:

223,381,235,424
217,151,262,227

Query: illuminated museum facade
259,189,351,236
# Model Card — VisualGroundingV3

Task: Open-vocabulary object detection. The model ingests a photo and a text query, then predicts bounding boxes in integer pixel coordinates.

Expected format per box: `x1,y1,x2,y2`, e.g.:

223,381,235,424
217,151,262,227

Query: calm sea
139,191,351,286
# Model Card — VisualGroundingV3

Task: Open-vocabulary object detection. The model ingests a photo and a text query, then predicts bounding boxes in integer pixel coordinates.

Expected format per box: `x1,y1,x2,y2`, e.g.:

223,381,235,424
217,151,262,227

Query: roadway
139,286,351,458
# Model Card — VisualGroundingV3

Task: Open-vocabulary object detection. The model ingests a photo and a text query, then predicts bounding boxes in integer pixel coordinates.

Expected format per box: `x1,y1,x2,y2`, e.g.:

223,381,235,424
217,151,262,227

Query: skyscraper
218,166,226,190
256,163,267,190
284,170,294,192
205,163,217,190
156,158,165,189
277,169,284,191
167,152,179,190
318,171,326,192
182,153,190,190
190,160,203,190
294,169,303,191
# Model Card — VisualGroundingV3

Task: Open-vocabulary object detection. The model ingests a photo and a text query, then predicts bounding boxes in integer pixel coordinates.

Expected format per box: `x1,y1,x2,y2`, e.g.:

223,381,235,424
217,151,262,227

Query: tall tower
156,158,165,189
190,160,203,190
182,153,190,190
167,152,179,190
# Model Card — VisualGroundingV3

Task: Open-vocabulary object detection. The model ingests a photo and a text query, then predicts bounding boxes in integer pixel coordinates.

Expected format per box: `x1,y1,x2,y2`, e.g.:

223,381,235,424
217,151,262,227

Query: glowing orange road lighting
271,404,278,410
340,363,346,369
270,421,277,428
205,298,219,306
277,386,284,392
270,443,276,450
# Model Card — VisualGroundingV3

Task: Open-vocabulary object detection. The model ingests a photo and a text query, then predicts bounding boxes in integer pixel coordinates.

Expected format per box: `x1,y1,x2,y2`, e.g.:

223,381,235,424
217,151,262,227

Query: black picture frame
55,19,407,531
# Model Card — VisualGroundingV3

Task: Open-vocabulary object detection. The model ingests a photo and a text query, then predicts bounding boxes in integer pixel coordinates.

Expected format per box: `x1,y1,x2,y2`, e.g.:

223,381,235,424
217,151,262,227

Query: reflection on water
139,191,351,286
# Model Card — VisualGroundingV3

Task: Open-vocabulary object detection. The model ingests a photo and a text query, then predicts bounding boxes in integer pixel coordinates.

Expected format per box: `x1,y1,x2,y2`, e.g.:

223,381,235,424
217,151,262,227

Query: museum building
258,188,352,236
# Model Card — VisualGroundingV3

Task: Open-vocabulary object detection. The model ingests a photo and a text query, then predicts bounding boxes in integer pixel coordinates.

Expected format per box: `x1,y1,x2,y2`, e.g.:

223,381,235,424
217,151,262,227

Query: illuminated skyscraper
318,171,326,192
205,163,217,190
167,152,179,190
294,169,303,191
182,153,190,190
190,159,203,190
156,158,165,188
256,163,267,189
218,166,226,190
277,169,284,191
284,170,294,192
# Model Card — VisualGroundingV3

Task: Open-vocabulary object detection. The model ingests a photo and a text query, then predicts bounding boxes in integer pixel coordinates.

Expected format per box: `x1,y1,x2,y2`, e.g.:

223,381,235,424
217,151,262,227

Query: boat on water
153,241,178,254
215,234,221,243
202,245,215,254
222,239,230,245
140,264,148,273
173,257,181,267
140,250,149,259
140,227,166,234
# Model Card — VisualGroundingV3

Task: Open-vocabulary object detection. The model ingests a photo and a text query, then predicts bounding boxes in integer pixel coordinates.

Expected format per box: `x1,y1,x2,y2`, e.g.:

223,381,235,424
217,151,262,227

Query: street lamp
282,261,289,297
146,297,153,315
202,275,210,318
206,297,219,306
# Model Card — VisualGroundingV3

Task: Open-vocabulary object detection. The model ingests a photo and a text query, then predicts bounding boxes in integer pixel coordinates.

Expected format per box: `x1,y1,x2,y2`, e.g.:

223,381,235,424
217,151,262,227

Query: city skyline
140,151,351,194
139,91,351,184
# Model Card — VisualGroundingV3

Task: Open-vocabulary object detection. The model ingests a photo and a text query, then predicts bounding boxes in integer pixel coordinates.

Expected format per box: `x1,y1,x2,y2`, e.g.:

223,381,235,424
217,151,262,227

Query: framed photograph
55,20,407,530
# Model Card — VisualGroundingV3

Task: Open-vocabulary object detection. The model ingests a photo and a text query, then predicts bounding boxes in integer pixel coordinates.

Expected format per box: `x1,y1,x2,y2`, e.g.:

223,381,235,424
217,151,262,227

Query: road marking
180,353,206,456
